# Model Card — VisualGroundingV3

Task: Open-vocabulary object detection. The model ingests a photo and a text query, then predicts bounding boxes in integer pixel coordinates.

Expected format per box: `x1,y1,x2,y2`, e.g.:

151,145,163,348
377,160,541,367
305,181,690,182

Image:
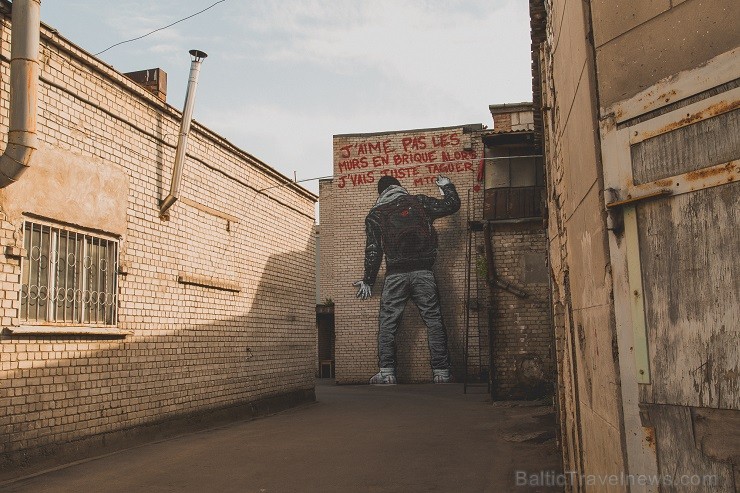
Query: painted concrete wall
0,10,317,470
535,0,740,490
591,0,740,109
538,0,628,485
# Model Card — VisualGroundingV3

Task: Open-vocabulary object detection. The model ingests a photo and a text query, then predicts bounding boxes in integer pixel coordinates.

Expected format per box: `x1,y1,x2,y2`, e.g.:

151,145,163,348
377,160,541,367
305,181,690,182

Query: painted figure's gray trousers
377,270,451,370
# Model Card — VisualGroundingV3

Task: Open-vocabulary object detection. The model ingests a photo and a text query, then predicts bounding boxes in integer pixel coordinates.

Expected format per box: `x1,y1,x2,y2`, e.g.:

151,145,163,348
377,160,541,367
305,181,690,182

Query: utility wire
94,0,228,56
257,175,333,193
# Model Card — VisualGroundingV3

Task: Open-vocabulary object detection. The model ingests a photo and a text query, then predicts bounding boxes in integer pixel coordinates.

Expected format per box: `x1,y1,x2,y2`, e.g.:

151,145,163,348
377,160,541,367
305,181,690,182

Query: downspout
0,0,41,188
483,220,496,398
160,49,207,219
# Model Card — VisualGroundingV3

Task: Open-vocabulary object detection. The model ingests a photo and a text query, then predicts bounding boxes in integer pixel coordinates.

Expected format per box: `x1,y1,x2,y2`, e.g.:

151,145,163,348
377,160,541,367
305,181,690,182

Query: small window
21,221,119,326
486,156,545,189
484,153,545,220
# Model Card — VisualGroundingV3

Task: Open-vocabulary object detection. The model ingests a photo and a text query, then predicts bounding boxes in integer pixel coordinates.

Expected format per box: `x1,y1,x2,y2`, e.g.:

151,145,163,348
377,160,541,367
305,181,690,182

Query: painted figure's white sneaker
369,368,397,385
433,369,454,383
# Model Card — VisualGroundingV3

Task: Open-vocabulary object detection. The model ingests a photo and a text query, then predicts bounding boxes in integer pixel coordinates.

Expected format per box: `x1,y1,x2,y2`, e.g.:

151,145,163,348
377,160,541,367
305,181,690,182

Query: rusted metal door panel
628,106,740,409
600,55,740,488
630,107,740,184
636,182,739,409
641,404,736,492
624,95,739,490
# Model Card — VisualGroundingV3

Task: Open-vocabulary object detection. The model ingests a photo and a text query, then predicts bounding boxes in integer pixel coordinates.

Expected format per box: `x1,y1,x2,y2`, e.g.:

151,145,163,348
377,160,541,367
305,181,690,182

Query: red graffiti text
339,139,395,158
338,157,369,173
380,165,421,179
337,170,375,188
425,161,473,174
393,151,437,165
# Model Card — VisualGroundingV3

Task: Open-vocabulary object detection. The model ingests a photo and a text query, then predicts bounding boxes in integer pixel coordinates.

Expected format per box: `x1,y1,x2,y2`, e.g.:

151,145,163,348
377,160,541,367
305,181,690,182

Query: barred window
21,221,118,326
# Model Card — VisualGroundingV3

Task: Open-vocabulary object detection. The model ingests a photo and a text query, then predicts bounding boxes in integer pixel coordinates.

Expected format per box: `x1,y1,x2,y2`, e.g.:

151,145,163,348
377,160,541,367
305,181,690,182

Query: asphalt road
3,380,561,492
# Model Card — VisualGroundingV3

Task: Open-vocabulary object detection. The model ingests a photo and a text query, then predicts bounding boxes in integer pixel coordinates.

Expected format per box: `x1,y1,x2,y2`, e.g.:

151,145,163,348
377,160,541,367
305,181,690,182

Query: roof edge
488,102,534,114
334,123,484,139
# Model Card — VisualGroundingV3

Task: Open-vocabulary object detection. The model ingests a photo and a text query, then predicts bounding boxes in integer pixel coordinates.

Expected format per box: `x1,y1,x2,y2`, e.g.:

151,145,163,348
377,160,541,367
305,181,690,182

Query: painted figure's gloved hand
353,280,372,300
435,174,452,187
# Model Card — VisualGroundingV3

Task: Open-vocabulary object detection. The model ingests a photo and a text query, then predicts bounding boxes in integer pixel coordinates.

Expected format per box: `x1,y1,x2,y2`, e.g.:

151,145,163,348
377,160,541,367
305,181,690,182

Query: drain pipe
0,0,41,188
160,49,207,219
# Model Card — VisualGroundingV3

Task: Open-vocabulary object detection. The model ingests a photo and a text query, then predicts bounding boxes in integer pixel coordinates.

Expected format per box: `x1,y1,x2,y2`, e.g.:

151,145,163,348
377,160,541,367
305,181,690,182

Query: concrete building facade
0,2,317,473
530,0,739,490
319,114,554,396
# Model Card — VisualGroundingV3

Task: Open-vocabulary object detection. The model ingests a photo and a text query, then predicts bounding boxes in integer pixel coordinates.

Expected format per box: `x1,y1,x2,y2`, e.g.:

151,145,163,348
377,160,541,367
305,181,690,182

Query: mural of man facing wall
320,118,554,393
321,125,483,384
354,174,460,384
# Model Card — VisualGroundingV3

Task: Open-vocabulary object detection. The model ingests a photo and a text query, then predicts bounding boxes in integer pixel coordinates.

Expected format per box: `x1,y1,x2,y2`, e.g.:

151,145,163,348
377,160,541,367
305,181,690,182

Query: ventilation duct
160,49,207,218
0,0,41,188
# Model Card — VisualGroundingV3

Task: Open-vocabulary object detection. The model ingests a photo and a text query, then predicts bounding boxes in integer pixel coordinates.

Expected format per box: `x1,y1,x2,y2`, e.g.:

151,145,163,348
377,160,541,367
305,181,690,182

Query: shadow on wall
0,247,315,478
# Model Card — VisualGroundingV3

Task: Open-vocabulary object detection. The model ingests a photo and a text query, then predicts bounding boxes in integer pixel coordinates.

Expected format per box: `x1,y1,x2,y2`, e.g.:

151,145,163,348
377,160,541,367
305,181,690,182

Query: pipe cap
189,50,208,61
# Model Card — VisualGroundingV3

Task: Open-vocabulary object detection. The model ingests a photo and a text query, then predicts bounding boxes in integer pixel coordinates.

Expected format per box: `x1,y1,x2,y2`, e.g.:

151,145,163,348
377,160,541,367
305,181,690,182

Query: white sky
42,1,533,195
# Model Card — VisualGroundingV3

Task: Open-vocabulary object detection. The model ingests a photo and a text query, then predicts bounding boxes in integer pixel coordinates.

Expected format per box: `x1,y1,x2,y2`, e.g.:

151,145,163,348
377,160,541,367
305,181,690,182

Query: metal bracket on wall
605,189,673,209
607,160,738,211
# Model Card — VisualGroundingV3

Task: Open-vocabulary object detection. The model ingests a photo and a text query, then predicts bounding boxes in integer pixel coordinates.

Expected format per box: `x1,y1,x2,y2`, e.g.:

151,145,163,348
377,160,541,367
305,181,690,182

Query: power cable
94,0,228,56
257,175,333,193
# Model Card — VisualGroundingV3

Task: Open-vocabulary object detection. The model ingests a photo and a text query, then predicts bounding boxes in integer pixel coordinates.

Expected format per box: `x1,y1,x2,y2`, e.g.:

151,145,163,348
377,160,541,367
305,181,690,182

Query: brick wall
489,103,536,133
487,224,552,398
322,126,483,383
0,12,316,468
321,124,554,391
318,179,335,305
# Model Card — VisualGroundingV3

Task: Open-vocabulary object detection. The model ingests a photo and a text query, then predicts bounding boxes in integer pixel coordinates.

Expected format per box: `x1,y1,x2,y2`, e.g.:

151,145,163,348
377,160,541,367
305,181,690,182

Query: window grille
20,221,118,326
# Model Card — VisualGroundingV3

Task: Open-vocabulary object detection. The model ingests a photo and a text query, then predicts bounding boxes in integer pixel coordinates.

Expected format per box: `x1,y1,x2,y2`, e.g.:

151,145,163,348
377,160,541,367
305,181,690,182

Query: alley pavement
2,380,561,492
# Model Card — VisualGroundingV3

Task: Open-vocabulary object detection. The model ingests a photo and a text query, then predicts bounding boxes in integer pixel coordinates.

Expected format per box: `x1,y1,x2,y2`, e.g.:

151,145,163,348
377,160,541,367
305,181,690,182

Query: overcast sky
42,1,533,195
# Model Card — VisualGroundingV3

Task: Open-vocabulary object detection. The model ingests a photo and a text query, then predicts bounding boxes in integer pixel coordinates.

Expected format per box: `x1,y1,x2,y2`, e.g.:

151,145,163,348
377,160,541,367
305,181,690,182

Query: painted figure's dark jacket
363,183,460,285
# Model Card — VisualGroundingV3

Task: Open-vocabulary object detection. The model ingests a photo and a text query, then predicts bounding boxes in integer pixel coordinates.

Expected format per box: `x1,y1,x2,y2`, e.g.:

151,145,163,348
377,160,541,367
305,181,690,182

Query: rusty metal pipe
483,221,528,299
0,0,41,188
160,49,207,218
483,220,496,397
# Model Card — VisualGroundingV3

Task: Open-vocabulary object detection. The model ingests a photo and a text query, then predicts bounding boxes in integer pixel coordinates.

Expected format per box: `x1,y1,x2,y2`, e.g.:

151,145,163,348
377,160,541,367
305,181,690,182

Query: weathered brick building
482,103,552,398
0,1,316,472
530,0,739,490
319,112,554,396
320,125,481,385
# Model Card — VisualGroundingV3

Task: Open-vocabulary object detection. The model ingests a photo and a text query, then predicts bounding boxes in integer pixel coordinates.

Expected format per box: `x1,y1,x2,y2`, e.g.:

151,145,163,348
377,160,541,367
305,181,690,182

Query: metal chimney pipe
160,49,208,218
0,0,41,188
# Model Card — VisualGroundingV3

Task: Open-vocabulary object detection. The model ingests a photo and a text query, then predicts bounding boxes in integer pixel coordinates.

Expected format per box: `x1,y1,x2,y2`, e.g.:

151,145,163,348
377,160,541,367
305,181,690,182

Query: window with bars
21,221,119,326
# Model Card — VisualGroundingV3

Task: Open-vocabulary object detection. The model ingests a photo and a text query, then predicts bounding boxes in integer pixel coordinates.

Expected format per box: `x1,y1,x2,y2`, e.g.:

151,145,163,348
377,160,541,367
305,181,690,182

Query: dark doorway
316,304,335,378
